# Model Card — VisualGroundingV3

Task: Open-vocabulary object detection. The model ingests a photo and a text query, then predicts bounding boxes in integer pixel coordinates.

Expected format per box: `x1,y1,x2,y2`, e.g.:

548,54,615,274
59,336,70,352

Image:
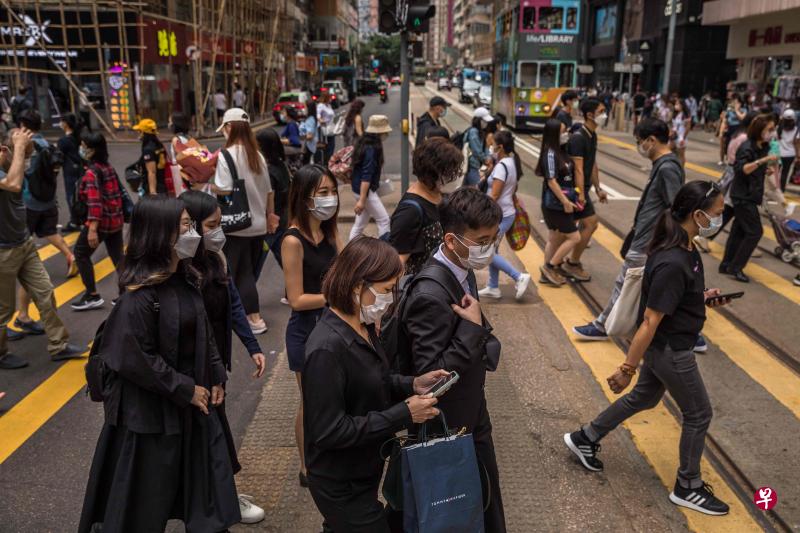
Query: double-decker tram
493,0,580,130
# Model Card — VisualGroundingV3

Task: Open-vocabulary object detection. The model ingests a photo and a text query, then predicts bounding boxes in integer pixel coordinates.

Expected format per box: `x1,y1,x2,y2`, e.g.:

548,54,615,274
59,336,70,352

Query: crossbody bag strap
220,148,239,183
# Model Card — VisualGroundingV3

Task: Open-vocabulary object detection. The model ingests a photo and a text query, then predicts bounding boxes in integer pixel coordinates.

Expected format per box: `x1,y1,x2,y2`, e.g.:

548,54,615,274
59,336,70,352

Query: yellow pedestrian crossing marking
591,224,800,418
36,231,79,262
515,242,760,532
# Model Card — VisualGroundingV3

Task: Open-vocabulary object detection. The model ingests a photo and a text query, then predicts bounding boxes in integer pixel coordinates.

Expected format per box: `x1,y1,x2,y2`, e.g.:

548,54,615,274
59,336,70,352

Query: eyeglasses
454,232,501,253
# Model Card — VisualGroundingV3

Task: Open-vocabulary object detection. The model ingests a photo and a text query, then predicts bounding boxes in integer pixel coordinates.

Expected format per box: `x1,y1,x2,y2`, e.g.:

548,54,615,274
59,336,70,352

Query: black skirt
79,407,240,533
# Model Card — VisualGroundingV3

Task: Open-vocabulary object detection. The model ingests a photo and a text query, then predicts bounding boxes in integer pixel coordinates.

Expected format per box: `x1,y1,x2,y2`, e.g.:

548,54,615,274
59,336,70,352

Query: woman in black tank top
281,164,340,487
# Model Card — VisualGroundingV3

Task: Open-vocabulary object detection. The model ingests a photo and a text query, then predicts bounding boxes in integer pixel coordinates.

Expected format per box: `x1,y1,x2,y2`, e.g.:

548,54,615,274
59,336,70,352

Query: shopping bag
402,412,484,533
505,195,531,251
605,266,645,338
329,145,354,184
217,149,253,233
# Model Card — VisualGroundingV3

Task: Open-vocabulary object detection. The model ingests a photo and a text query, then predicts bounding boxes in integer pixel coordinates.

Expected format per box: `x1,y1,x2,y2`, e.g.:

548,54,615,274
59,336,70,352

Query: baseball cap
132,118,157,135
473,107,495,122
430,96,451,108
216,108,250,132
781,108,796,120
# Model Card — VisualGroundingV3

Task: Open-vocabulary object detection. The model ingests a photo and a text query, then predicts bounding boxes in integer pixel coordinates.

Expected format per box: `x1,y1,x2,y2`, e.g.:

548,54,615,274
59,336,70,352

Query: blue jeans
463,167,480,187
488,214,521,289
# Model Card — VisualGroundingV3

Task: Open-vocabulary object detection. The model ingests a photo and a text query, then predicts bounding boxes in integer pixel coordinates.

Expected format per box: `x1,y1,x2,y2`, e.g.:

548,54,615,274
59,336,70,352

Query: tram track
422,83,796,530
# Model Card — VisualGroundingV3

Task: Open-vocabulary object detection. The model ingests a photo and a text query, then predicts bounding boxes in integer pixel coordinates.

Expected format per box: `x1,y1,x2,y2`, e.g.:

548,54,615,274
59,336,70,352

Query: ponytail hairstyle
494,129,523,179
648,180,721,254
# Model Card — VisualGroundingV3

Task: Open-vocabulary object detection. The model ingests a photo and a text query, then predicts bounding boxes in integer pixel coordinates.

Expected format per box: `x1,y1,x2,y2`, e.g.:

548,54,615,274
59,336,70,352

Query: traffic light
379,0,399,34
406,1,435,33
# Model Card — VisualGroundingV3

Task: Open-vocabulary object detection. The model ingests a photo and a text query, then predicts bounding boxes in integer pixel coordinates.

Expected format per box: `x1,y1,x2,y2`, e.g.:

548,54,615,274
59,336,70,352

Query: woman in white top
317,93,336,164
778,109,799,192
670,98,691,166
213,108,277,334
477,130,531,301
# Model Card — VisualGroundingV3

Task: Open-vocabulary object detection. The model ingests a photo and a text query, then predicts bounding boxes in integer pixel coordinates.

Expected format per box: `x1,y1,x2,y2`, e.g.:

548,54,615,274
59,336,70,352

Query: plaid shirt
79,162,124,233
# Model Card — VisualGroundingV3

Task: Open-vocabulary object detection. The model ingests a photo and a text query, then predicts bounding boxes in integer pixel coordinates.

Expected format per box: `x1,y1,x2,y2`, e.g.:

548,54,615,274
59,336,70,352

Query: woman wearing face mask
721,114,778,282
302,236,447,532
280,106,302,150
388,137,463,277
478,130,531,300
69,132,125,312
777,109,799,192
213,108,276,334
80,196,240,533
565,181,732,518
463,107,495,187
300,101,319,165
349,115,392,241
178,190,267,524
537,119,581,286
281,164,341,487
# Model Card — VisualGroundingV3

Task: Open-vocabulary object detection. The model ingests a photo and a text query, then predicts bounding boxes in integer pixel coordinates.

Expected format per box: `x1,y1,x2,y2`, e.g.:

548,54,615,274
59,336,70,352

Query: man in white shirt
232,84,246,109
214,89,227,122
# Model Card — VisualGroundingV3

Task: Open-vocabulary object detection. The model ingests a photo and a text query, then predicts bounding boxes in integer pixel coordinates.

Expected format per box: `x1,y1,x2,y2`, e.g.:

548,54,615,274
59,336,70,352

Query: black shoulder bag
218,148,253,233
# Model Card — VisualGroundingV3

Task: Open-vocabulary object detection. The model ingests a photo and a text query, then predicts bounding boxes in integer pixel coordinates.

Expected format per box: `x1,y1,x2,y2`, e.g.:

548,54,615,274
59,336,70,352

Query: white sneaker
515,273,531,300
280,297,289,305
238,494,265,524
786,202,797,217
248,318,268,335
478,286,502,299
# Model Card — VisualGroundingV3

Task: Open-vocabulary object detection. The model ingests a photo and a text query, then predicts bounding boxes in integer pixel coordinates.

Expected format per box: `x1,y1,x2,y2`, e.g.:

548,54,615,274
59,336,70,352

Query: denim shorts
285,308,324,372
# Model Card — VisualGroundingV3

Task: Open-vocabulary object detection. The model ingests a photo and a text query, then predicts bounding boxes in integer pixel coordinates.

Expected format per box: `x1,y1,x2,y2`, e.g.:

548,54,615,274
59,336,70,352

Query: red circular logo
754,487,777,510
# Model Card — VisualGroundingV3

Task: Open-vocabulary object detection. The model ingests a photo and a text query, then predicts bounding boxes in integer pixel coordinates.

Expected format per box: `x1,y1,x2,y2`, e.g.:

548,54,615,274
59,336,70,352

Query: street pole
400,30,410,193
662,0,677,95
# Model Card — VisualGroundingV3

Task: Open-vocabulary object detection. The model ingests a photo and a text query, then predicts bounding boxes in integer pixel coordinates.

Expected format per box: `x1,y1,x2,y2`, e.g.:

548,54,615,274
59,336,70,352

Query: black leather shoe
7,329,25,341
14,318,44,335
731,270,750,283
51,343,87,361
718,263,729,274
0,353,29,369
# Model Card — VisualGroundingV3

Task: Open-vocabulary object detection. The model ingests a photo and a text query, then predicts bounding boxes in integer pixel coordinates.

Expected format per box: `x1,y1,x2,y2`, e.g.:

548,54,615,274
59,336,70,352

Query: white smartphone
426,371,460,398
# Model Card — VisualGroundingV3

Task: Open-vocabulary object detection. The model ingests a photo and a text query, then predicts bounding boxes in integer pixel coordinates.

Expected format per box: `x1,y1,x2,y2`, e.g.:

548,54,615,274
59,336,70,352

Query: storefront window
594,5,617,45
538,7,563,31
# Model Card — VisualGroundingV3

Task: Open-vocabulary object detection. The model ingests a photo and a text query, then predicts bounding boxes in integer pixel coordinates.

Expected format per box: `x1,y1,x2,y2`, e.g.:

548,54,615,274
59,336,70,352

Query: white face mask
453,234,495,270
359,286,393,325
697,210,723,238
636,139,651,158
559,132,570,145
174,226,202,259
203,225,226,253
309,195,338,221
440,178,460,194
593,112,608,124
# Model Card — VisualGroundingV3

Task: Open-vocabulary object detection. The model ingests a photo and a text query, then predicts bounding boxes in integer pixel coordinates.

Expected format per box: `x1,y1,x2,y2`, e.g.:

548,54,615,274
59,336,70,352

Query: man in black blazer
402,187,507,532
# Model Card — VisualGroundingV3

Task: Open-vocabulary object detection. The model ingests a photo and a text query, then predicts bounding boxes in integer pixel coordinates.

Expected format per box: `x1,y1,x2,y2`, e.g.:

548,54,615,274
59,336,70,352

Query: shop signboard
107,62,133,129
727,13,800,59
142,17,188,65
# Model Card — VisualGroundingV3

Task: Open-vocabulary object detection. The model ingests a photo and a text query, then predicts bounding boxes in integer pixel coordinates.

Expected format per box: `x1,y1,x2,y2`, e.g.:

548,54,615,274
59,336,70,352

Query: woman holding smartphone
564,181,733,517
303,237,448,532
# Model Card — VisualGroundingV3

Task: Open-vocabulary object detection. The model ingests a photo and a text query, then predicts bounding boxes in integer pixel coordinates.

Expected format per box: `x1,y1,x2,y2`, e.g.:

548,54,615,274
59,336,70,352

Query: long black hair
287,164,338,245
536,118,569,178
470,116,487,145
256,127,286,163
61,112,83,140
493,130,523,179
352,132,384,178
119,196,185,290
179,190,228,293
171,112,190,135
649,181,721,254
82,132,109,164
345,99,365,127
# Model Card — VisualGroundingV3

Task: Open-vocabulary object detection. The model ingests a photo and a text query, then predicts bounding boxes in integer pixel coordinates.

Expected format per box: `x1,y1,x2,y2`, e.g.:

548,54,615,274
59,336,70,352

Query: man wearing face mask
401,187,507,532
564,98,609,282
552,90,578,130
574,118,685,343
415,96,450,148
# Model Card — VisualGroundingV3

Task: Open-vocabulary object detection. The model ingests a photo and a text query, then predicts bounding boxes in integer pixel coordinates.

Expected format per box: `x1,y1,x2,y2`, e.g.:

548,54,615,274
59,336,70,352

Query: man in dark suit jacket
402,187,507,532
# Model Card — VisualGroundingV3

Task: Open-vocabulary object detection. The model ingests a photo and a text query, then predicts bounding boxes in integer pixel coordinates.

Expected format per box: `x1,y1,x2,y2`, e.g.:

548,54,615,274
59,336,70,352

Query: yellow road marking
591,225,800,418
36,231,80,262
515,241,761,532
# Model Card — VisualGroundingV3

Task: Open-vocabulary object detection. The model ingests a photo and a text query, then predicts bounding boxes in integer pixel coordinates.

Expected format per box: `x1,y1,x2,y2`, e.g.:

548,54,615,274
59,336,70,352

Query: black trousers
74,227,124,295
308,475,390,533
222,235,264,315
722,201,763,273
780,157,795,192
473,403,506,533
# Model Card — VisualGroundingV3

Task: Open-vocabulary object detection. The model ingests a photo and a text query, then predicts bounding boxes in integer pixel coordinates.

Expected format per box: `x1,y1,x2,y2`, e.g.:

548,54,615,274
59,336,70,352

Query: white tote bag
605,266,645,338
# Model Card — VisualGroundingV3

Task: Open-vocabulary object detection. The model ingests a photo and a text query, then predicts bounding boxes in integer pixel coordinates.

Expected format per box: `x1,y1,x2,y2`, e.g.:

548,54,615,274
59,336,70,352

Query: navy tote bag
400,412,484,533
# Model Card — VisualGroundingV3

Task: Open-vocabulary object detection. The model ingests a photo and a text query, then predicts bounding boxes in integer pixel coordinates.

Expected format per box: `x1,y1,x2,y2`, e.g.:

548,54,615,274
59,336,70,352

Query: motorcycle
380,88,387,103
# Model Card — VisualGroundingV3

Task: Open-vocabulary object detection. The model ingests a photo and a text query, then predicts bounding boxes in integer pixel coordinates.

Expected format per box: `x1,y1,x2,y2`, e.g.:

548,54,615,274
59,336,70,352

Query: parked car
312,87,342,109
321,80,350,104
272,91,310,122
475,84,492,108
437,77,451,91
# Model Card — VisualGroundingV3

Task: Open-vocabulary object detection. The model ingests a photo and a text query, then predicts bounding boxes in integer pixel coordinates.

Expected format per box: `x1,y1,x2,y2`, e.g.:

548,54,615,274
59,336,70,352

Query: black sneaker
70,293,104,311
13,318,44,335
51,343,87,361
669,481,729,516
563,429,603,472
7,329,26,342
0,353,29,369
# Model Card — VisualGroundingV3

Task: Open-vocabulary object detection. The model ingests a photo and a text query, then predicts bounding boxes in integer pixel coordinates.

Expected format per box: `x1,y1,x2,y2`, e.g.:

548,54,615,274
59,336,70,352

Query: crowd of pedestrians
1,81,797,531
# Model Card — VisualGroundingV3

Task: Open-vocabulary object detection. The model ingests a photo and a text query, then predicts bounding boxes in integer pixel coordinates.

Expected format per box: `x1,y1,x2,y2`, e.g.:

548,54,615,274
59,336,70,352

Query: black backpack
379,263,462,375
28,142,64,202
451,130,466,150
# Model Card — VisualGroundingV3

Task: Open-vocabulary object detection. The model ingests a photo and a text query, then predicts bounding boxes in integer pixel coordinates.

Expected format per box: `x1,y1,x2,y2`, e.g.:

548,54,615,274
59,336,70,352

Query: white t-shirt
488,156,517,218
317,103,335,132
778,127,798,158
214,92,227,111
232,89,246,108
214,144,272,237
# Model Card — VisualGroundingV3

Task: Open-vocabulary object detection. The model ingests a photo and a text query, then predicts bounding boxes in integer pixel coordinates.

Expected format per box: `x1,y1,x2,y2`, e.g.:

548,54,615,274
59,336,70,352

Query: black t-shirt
566,126,597,191
555,108,573,129
389,192,442,277
141,139,167,194
639,246,706,351
633,93,646,108
539,147,575,202
268,161,291,229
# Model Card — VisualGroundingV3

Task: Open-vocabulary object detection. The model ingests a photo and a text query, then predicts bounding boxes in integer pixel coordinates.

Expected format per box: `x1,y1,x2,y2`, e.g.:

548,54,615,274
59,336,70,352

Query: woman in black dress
281,164,340,486
79,196,240,533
